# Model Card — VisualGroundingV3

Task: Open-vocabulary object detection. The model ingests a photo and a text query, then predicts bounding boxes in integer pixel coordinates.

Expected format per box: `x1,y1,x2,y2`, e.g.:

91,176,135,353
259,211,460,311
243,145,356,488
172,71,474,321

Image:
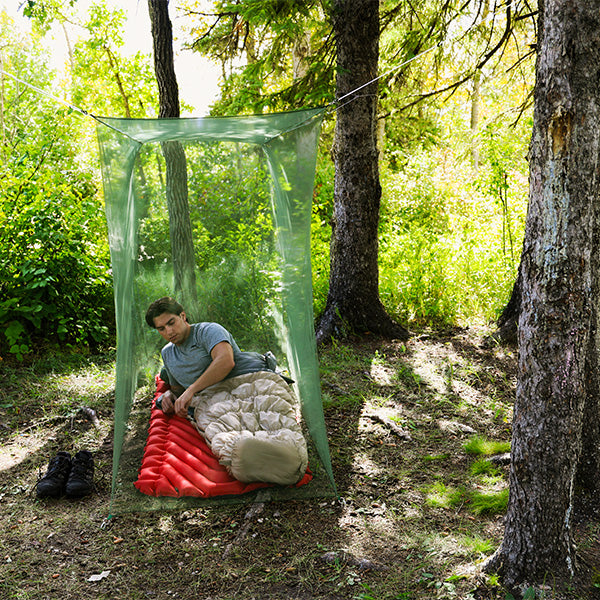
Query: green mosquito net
95,108,337,515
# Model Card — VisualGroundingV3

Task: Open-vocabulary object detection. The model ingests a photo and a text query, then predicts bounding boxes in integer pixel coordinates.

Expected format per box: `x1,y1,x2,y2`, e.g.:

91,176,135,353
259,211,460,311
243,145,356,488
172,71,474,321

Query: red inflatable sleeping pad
134,376,313,498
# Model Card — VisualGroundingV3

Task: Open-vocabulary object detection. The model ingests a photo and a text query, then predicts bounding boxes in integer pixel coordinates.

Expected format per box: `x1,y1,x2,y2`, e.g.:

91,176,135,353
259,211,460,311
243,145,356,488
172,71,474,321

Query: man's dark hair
145,297,185,328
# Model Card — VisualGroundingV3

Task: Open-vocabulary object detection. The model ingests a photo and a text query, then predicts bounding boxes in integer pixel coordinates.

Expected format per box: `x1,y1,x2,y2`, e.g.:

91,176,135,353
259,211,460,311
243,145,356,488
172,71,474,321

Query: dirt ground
1,328,599,599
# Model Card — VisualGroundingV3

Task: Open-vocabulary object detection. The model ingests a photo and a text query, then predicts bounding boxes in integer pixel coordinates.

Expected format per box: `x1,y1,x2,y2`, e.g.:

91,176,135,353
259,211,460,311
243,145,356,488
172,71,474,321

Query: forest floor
1,327,600,600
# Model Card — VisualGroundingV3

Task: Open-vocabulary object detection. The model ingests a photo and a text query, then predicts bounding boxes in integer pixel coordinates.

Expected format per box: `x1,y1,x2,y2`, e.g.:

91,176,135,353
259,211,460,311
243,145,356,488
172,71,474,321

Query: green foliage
311,149,335,316
3,0,537,354
137,141,275,268
376,134,527,327
71,1,158,117
424,481,466,509
21,0,78,34
182,0,335,114
378,155,455,326
22,0,158,118
135,140,281,351
461,534,495,555
196,259,280,352
0,140,113,355
505,589,536,600
0,16,113,359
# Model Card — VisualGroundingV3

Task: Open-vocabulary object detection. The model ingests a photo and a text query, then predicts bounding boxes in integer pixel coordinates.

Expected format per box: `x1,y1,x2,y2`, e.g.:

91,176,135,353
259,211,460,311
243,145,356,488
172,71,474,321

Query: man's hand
159,390,177,414
161,341,235,418
173,388,194,418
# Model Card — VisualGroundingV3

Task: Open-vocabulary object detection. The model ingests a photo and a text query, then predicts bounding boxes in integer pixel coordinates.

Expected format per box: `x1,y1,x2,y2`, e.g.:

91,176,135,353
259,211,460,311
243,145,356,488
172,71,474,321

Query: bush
0,112,113,359
378,147,527,327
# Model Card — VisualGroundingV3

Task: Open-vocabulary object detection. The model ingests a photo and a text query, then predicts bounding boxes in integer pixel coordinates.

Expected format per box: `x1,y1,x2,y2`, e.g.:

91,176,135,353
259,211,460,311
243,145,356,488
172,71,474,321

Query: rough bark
148,0,198,315
490,265,521,345
576,203,600,505
487,0,600,587
292,30,311,80
576,309,600,503
316,0,409,344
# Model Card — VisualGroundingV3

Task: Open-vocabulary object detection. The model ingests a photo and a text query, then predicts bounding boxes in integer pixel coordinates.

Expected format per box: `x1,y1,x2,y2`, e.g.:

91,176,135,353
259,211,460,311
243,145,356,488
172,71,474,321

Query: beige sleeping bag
188,371,308,485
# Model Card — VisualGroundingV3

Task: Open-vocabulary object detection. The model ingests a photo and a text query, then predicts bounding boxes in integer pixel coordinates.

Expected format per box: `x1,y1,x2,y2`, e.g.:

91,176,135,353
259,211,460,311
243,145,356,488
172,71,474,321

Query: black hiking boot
36,452,72,499
65,450,95,499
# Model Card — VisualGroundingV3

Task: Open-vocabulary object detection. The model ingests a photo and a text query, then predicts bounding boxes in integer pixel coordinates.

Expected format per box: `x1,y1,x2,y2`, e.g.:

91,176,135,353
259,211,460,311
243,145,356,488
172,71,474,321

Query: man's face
153,311,190,345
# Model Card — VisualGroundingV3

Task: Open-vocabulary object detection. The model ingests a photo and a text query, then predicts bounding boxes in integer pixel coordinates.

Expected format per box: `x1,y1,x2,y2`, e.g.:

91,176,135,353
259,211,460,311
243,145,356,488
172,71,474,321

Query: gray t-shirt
161,322,268,389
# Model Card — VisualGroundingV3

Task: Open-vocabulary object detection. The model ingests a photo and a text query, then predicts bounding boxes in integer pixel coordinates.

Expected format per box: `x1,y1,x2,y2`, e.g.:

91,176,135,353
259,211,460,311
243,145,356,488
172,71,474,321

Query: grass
463,436,511,456
0,328,599,599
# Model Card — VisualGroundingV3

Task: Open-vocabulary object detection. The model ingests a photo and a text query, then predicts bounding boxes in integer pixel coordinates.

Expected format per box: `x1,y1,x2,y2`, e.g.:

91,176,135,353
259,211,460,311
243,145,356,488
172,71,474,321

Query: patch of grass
459,534,495,556
470,458,500,476
423,453,450,462
0,354,115,447
395,363,423,388
322,390,365,409
464,435,510,456
319,338,364,373
470,488,509,515
424,481,466,509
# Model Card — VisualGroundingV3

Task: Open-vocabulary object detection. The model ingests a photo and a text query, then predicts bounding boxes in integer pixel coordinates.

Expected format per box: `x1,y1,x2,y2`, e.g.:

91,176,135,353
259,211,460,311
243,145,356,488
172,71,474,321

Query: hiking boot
36,452,72,499
65,450,95,499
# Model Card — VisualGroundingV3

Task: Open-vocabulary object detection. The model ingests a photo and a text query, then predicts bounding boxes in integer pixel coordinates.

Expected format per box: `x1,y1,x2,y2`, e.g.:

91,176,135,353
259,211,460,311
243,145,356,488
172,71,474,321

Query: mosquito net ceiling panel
95,108,336,514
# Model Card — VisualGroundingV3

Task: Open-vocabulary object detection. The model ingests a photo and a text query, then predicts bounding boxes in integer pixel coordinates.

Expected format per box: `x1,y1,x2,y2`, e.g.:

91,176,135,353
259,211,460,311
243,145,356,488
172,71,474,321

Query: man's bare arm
172,341,235,417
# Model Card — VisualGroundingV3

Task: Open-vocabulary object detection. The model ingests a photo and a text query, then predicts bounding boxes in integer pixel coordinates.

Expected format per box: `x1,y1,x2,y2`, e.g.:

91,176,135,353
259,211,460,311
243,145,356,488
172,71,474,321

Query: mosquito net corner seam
95,108,337,514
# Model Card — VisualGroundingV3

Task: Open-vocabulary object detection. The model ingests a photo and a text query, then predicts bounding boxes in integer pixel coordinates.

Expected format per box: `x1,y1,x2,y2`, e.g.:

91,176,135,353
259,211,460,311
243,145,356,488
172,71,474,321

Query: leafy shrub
311,154,335,318
0,111,113,359
378,146,526,327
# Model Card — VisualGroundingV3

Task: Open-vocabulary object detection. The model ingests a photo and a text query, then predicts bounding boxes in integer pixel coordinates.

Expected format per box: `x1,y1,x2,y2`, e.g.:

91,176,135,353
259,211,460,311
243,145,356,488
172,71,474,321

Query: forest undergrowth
1,327,599,600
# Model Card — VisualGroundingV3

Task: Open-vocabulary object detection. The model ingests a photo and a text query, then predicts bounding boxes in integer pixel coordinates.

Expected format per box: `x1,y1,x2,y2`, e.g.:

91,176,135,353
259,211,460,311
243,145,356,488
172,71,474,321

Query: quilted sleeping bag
189,371,309,485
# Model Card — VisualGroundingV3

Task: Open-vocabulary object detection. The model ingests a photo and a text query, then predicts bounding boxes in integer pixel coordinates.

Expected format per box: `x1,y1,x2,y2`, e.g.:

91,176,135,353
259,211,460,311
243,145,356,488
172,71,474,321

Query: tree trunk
148,0,198,315
488,0,600,587
292,30,311,80
491,264,521,345
316,0,408,344
576,308,600,502
576,211,600,504
470,70,481,172
469,0,490,173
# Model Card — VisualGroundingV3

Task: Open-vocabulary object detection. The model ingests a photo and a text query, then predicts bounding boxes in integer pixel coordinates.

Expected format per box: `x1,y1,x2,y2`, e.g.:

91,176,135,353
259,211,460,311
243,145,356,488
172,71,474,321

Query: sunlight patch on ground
56,369,115,399
350,453,384,478
158,514,175,533
421,531,472,559
369,361,396,385
407,343,449,394
0,431,50,472
340,499,402,559
406,339,499,420
451,379,492,409
400,504,423,520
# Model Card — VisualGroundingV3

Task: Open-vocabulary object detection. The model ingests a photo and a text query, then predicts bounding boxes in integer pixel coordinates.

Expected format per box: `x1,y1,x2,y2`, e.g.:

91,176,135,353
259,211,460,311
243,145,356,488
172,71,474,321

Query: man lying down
145,297,308,486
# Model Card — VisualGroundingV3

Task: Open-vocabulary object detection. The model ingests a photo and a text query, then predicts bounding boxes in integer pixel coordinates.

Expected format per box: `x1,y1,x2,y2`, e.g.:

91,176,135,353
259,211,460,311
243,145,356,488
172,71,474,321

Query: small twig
19,406,100,434
362,409,412,441
321,550,389,571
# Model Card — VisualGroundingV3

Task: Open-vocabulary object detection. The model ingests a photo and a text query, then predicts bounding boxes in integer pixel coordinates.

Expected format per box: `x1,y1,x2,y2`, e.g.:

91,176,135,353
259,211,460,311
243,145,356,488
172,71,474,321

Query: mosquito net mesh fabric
95,108,337,515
